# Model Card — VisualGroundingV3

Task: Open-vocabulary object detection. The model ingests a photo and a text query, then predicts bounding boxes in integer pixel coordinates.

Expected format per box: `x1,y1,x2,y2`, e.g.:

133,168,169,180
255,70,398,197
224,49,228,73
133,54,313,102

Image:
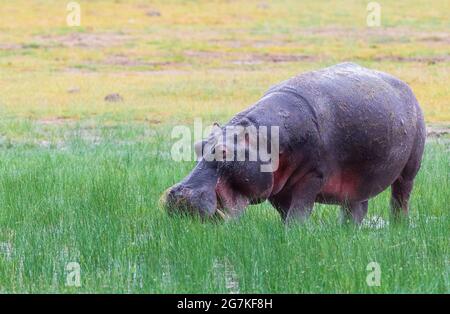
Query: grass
0,0,449,293
0,124,448,293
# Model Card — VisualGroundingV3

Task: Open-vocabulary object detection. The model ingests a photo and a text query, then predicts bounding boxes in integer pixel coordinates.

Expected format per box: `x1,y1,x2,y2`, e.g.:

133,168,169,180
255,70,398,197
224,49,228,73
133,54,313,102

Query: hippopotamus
163,63,425,224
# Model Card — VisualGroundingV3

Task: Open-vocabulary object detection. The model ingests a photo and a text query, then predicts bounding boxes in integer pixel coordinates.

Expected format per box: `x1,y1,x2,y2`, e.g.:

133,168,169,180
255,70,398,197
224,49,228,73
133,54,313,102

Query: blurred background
0,0,448,128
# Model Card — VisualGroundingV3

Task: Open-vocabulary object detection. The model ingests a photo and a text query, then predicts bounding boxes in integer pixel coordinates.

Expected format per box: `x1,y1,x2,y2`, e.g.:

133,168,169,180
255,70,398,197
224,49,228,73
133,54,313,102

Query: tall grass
0,124,447,293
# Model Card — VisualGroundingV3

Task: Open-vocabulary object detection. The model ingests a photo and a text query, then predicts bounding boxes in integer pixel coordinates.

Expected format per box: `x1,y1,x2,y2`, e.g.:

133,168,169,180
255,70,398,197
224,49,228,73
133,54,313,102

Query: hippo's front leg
340,200,369,225
270,175,323,224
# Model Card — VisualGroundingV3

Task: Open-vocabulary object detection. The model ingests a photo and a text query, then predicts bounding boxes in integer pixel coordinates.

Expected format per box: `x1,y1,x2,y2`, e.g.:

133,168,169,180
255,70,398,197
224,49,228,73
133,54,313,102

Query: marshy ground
0,0,448,292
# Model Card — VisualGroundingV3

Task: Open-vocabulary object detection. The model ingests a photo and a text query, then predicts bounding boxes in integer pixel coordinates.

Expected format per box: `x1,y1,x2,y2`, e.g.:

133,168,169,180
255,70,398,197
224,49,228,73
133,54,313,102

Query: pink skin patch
320,169,360,201
272,154,297,195
215,178,249,218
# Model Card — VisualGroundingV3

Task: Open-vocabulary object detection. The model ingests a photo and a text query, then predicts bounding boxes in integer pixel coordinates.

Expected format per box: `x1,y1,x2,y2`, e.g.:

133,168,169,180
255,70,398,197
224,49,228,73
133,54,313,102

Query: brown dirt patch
0,43,22,50
184,50,318,64
33,32,131,48
295,26,450,43
145,118,161,124
232,53,317,65
418,35,450,44
373,55,450,64
104,54,177,68
427,125,450,138
37,118,76,126
208,39,288,49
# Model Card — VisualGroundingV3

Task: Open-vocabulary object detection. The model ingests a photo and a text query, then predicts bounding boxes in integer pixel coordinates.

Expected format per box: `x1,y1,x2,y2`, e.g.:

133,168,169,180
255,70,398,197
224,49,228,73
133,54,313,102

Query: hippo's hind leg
390,155,421,221
340,200,368,225
390,178,414,221
390,125,425,222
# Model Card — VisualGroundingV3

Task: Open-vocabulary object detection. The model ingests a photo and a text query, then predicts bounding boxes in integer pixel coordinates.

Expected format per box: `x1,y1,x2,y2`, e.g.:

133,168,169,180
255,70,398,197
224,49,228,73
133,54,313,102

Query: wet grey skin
163,62,426,225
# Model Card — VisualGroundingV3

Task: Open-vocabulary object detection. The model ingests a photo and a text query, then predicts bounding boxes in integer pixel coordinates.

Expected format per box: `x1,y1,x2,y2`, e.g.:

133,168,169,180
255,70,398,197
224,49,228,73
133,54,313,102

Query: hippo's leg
390,178,413,221
270,175,322,224
390,131,424,222
340,200,368,224
269,189,291,222
390,168,419,222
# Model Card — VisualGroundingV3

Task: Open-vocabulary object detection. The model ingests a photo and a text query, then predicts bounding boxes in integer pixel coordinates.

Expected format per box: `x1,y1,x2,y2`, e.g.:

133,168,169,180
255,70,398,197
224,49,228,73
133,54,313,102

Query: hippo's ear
213,122,220,128
194,140,206,161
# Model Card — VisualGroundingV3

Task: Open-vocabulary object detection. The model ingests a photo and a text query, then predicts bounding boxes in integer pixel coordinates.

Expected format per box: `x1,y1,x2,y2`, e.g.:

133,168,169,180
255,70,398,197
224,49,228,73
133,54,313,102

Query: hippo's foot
340,200,369,225
390,177,413,223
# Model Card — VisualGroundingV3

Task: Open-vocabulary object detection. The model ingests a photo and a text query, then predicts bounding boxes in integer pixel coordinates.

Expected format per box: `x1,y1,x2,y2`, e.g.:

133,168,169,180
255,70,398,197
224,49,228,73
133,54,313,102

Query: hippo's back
270,63,424,163
264,63,425,200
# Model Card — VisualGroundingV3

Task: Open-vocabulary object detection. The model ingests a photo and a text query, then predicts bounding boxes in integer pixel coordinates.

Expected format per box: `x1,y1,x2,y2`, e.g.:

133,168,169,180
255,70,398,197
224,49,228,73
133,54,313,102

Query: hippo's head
163,121,279,220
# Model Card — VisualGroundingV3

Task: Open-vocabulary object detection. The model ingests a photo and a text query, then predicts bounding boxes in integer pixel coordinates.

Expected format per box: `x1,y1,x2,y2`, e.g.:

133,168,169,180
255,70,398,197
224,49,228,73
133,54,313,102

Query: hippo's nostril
162,185,195,215
166,185,188,200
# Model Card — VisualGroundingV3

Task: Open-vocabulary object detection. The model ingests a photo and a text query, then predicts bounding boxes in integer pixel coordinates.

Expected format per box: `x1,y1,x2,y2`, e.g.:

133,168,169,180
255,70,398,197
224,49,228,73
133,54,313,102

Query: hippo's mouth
213,188,249,221
214,192,230,220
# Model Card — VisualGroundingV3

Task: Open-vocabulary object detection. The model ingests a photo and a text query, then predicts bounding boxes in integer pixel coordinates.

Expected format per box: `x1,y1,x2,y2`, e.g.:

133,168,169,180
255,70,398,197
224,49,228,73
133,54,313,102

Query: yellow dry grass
0,0,449,124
